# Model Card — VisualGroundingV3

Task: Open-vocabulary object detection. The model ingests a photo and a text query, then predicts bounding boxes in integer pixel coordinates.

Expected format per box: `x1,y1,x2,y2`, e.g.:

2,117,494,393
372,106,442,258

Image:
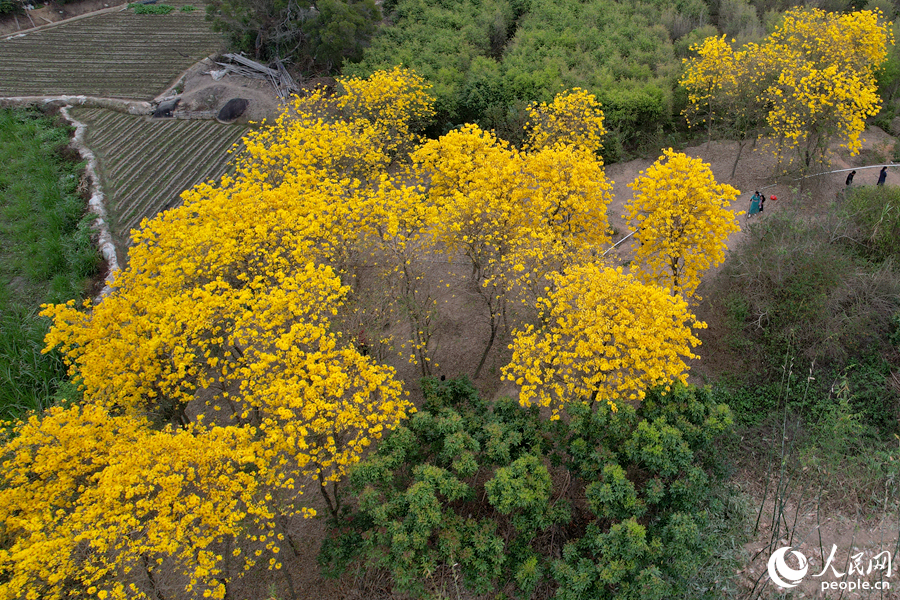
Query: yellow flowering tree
681,36,771,176
624,149,740,299
363,177,440,376
503,263,703,417
414,115,613,379
679,35,740,144
292,65,435,159
40,70,420,521
763,10,887,169
413,124,525,379
523,87,606,154
681,8,893,170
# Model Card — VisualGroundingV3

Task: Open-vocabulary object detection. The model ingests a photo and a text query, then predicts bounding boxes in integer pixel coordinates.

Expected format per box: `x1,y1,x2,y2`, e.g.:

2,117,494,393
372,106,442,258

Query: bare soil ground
168,58,285,123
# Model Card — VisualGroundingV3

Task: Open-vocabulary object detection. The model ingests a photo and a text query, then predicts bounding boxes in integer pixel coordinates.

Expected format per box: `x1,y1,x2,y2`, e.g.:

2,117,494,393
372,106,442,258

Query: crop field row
73,107,248,260
0,5,223,100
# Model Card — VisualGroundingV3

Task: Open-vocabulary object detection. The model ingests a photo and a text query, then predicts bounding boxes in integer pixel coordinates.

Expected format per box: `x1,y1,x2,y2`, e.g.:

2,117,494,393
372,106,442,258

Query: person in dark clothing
846,170,856,186
878,166,888,186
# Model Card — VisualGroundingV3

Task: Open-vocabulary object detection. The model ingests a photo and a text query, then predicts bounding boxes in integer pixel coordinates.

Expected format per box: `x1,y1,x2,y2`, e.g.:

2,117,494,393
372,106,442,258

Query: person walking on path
878,166,888,186
749,191,761,216
846,170,856,186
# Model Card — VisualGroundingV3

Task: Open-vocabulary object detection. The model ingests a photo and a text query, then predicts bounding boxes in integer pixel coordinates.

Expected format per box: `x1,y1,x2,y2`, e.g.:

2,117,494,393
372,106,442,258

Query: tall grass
0,108,99,420
733,358,900,599
712,204,900,432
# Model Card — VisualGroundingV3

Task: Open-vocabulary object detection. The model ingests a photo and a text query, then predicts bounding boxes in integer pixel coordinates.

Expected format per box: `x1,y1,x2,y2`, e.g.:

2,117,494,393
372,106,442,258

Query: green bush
129,3,176,14
0,0,20,16
320,377,736,599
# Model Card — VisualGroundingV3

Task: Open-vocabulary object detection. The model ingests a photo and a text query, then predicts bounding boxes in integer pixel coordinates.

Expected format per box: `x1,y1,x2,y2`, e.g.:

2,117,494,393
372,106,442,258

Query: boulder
217,98,250,123
152,98,180,118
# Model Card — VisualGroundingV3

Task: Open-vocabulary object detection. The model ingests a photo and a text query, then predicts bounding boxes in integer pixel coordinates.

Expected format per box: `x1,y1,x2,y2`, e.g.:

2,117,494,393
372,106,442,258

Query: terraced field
0,1,222,100
73,107,248,258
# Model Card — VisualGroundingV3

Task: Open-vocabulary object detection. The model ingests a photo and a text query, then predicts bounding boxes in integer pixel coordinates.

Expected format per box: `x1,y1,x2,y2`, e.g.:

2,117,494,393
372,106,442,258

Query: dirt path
605,128,898,264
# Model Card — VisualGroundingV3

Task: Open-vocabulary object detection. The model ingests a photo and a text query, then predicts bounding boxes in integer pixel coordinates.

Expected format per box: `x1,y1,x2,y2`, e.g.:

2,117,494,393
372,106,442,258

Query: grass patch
0,108,99,419
705,195,900,531
844,184,900,262
128,3,176,14
709,204,900,433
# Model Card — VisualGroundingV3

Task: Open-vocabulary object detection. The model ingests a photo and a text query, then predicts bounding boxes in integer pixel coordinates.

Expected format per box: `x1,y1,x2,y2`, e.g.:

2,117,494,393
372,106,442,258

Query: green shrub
350,0,709,153
129,3,176,14
0,0,20,16
320,377,736,599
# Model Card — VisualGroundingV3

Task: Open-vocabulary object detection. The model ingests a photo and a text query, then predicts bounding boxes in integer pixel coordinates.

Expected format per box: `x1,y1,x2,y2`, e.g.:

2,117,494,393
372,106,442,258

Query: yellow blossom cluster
679,35,741,134
293,65,435,158
503,264,703,418
624,148,741,299
0,405,273,600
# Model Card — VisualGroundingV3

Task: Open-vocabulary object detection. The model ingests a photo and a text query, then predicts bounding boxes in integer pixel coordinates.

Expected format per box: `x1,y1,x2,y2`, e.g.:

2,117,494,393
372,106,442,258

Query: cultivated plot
0,3,223,100
73,107,248,258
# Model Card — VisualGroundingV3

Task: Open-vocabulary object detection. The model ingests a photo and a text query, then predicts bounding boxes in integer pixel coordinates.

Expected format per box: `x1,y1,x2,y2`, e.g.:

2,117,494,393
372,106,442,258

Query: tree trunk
670,256,680,294
731,138,748,179
143,554,167,600
474,310,498,380
318,472,339,519
281,565,300,600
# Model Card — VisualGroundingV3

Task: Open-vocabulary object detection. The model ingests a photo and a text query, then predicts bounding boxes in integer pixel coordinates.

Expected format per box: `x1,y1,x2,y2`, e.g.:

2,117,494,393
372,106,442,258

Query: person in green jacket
749,190,762,216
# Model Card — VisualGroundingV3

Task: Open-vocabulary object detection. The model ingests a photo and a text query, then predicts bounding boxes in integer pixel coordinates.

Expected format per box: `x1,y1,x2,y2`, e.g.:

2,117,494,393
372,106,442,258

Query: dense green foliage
0,109,99,419
713,198,900,431
320,377,736,599
205,0,380,72
348,0,709,155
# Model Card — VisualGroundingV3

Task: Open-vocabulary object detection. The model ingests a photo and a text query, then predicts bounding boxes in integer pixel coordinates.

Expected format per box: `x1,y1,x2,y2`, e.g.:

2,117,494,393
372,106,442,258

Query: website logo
767,546,809,588
766,544,892,592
